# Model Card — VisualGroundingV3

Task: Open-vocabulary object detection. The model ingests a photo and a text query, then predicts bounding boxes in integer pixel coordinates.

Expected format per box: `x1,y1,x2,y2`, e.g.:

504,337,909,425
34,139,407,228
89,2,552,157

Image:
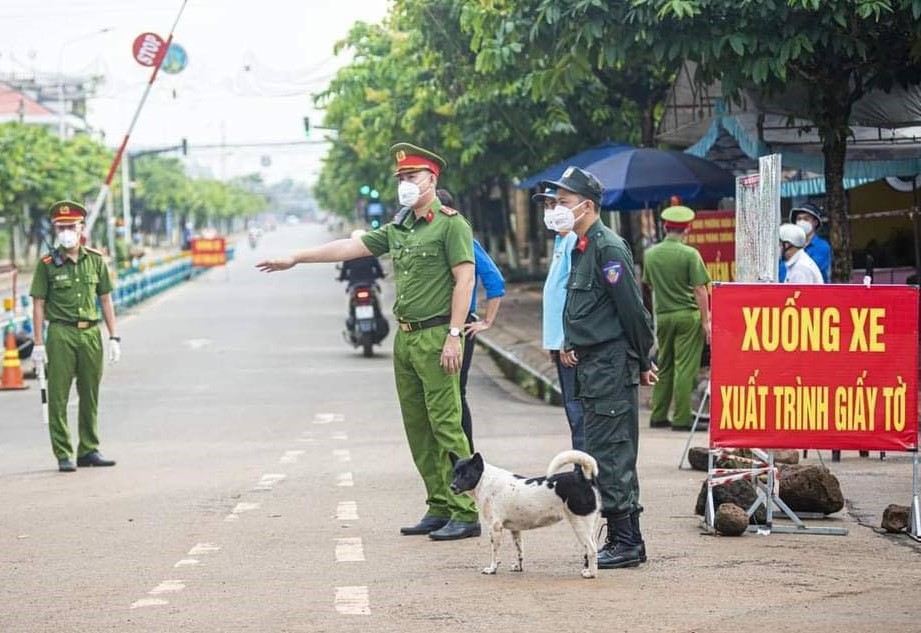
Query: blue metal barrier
112,253,200,312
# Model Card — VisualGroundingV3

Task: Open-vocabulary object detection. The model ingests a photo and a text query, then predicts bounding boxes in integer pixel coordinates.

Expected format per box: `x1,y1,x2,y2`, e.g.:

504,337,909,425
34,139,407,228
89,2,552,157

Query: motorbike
247,229,260,249
344,282,389,357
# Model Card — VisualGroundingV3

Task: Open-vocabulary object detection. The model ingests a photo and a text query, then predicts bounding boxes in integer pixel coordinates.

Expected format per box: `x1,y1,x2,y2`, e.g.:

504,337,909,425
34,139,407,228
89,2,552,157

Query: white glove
108,339,121,364
32,345,46,365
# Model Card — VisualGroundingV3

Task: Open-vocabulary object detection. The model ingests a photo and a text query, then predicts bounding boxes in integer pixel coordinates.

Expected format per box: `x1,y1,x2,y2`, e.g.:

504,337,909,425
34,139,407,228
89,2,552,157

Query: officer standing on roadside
256,143,480,541
642,205,711,432
30,201,121,473
548,167,656,570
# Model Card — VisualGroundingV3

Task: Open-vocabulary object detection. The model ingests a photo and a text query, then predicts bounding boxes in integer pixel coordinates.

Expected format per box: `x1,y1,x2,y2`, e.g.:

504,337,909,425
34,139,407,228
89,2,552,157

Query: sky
0,0,390,186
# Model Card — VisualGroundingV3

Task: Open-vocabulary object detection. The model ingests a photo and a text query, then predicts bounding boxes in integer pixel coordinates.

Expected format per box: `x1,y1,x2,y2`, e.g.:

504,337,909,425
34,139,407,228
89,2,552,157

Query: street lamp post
57,27,113,139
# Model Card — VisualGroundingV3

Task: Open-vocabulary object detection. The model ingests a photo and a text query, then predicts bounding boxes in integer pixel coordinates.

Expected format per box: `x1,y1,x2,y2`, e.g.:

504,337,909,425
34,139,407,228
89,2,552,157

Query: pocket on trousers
588,398,632,442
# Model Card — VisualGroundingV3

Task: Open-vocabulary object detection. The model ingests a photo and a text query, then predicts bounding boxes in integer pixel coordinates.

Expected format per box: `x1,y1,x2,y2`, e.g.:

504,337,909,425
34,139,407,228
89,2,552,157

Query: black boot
597,515,644,569
631,511,647,563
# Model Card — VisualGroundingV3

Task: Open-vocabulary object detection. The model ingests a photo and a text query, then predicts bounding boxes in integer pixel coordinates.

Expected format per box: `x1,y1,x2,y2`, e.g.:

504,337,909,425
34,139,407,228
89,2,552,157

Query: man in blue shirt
778,202,831,283
537,186,585,450
437,190,506,451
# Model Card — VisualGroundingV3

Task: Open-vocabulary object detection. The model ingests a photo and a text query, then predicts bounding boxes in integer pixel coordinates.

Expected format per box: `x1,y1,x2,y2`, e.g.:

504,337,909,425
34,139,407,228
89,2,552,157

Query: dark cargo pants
575,338,640,518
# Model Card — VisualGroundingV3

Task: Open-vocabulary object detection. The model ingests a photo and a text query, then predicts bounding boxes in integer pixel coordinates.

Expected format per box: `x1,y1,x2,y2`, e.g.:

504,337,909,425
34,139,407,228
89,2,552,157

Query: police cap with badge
660,205,696,231
50,200,87,225
390,142,446,177
540,166,604,205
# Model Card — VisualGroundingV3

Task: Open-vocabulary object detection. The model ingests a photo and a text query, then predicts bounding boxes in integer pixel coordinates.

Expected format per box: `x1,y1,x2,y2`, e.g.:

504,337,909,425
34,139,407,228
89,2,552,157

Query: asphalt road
1,223,919,633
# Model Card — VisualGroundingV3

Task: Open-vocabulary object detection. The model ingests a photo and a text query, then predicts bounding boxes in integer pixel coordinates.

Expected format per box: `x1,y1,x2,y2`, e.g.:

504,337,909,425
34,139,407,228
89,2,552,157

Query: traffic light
181,137,188,156
370,189,379,199
370,218,381,229
303,116,310,135
359,185,371,196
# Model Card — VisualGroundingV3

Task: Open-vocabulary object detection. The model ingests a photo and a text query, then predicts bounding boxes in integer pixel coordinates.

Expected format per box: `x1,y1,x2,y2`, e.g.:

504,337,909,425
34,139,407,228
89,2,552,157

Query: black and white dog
448,450,602,578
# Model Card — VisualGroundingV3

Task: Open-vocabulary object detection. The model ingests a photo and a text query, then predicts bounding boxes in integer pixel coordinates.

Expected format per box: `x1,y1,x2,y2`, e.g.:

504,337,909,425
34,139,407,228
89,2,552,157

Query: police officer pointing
30,201,120,472
547,167,656,570
257,143,480,540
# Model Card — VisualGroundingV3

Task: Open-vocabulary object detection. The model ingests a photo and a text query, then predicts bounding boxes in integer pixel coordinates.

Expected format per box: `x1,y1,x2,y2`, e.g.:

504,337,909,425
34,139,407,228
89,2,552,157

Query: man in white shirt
779,223,824,284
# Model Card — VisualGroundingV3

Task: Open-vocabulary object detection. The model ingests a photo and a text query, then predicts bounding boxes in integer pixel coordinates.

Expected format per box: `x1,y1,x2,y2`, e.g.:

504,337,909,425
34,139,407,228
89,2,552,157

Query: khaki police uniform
642,206,710,429
30,204,114,462
360,145,478,525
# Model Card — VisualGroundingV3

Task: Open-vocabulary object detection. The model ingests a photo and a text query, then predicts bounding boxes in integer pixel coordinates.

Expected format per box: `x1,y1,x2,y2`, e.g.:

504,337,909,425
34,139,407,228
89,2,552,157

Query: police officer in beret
257,143,480,540
30,201,120,472
548,166,656,569
641,205,711,432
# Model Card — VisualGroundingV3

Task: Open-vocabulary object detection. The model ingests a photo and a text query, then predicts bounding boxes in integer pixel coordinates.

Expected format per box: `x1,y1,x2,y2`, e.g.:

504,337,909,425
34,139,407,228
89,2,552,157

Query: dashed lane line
335,538,365,562
336,501,359,521
337,472,354,487
334,586,370,615
332,449,351,463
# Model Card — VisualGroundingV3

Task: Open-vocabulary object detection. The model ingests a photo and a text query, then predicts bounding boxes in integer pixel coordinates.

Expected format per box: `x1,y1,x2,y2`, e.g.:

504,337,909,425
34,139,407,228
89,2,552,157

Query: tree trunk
823,133,851,283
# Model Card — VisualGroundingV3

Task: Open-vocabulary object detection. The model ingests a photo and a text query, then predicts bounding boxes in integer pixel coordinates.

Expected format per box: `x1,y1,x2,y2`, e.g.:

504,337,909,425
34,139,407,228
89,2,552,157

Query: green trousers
651,310,704,427
393,325,478,522
576,338,640,519
46,323,104,460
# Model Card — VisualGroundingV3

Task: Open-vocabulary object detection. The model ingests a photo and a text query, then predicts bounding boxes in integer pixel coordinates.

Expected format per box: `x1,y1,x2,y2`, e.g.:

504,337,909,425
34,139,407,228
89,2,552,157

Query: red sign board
687,210,735,282
190,237,227,267
710,284,918,451
132,32,167,67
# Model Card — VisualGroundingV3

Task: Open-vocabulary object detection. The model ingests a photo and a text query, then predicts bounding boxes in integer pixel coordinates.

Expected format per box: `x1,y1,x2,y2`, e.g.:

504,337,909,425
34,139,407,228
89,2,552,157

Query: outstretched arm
256,238,372,272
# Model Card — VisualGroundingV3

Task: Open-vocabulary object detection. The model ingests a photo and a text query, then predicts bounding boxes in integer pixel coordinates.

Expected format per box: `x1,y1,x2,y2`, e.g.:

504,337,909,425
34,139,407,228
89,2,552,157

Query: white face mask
57,229,79,249
397,176,432,208
543,200,587,233
796,219,814,237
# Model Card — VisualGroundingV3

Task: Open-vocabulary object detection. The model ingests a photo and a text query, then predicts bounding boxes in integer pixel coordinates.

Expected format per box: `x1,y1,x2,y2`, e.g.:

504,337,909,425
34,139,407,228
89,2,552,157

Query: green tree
499,0,921,281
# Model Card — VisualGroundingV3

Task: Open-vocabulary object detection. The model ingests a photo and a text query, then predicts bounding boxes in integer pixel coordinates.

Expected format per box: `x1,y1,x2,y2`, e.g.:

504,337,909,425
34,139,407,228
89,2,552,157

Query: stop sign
132,32,167,67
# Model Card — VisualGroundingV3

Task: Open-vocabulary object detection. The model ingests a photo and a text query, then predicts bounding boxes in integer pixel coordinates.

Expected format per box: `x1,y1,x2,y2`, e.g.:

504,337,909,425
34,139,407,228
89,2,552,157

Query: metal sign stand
910,450,921,541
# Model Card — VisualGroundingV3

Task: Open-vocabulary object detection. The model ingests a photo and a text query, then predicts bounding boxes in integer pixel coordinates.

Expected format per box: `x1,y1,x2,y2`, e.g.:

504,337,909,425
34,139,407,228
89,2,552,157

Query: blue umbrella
516,142,632,190
582,148,735,209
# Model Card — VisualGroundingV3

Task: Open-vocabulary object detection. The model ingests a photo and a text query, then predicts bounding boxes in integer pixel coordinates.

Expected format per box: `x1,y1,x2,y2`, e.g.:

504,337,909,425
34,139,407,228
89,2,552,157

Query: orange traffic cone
1,328,29,391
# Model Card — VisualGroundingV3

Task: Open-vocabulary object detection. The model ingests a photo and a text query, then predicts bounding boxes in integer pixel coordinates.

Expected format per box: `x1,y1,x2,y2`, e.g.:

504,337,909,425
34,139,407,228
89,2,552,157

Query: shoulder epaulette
41,255,53,265
440,205,458,216
84,246,104,256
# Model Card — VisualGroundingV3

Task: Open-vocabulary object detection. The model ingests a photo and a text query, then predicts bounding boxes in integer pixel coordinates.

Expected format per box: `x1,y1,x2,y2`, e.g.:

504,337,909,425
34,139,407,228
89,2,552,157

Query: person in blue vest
778,202,831,282
436,189,505,452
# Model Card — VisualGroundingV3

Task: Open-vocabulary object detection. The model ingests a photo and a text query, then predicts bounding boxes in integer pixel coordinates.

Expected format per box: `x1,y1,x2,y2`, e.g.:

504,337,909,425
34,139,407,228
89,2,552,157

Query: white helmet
350,228,367,239
778,223,806,249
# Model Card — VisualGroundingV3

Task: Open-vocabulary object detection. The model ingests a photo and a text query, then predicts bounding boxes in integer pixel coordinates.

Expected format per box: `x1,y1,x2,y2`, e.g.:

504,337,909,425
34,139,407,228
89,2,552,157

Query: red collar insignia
576,235,589,253
425,210,434,223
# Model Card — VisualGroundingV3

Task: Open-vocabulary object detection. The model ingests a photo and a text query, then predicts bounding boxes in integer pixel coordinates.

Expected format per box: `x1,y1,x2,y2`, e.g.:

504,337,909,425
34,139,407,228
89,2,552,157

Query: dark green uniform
563,218,654,519
642,235,710,427
361,197,478,522
30,246,113,461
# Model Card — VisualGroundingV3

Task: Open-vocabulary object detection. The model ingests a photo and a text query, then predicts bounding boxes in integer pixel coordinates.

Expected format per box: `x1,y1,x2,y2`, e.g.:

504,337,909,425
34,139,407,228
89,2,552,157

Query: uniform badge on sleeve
602,260,623,286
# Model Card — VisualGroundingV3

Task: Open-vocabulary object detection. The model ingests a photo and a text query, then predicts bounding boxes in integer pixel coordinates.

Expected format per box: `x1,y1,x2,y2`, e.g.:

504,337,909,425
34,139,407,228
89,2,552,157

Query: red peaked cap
391,142,446,178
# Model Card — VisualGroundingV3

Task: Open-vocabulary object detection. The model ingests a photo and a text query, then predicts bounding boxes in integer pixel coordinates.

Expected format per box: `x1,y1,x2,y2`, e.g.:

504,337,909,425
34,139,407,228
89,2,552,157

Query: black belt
50,320,98,330
398,315,451,332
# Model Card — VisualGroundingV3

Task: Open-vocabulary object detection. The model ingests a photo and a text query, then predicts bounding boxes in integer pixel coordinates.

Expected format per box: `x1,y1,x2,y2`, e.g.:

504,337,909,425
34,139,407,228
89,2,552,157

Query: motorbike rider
338,229,385,289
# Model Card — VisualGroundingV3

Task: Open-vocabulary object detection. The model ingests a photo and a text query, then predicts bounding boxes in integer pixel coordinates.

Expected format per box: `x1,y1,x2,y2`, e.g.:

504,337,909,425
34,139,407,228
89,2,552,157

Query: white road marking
314,412,344,425
149,580,185,595
332,449,351,463
131,598,168,609
224,501,260,522
296,437,316,443
280,450,305,464
174,559,199,568
183,338,212,350
335,537,365,562
188,543,221,556
336,501,359,521
334,586,370,615
254,473,287,491
331,431,349,441
337,472,354,487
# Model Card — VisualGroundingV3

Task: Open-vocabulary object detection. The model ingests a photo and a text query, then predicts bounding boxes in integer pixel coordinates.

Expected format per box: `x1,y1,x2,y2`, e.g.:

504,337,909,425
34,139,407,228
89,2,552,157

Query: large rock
773,449,800,465
881,504,910,533
714,503,749,536
778,465,844,514
695,480,766,524
687,447,709,471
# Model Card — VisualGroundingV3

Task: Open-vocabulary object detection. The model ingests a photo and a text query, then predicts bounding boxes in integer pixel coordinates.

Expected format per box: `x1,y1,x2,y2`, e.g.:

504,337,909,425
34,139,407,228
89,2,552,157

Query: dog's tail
547,450,598,480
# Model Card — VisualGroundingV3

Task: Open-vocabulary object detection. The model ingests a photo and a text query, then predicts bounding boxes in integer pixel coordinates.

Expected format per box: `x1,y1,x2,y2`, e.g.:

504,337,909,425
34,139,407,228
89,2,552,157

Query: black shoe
76,451,116,467
58,459,76,472
428,519,481,541
400,515,449,535
649,419,671,428
598,542,645,569
671,425,692,432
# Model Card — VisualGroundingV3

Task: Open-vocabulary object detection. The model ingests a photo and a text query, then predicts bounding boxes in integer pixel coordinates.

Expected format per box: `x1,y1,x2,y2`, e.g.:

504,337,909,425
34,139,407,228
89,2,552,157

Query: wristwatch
448,327,462,337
